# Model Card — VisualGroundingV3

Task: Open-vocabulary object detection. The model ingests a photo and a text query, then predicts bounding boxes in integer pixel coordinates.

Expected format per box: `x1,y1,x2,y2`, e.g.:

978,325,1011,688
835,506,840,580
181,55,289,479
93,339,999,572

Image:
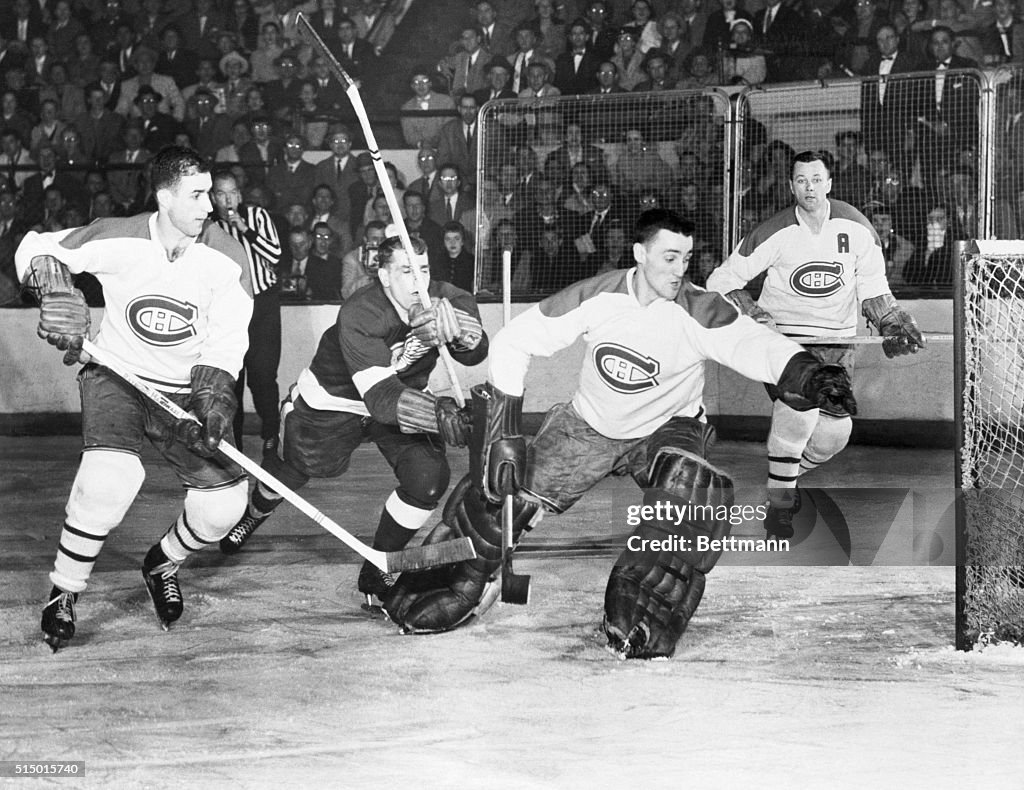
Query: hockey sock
800,414,853,476
766,400,819,509
162,483,249,562
372,490,434,552
250,481,284,518
51,523,105,595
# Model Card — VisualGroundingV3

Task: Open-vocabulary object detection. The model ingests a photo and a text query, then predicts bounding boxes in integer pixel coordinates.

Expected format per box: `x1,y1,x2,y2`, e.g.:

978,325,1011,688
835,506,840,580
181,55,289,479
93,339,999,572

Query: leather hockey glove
805,364,858,416
726,288,777,330
435,396,472,448
409,297,459,347
176,366,238,457
862,294,926,358
469,382,527,503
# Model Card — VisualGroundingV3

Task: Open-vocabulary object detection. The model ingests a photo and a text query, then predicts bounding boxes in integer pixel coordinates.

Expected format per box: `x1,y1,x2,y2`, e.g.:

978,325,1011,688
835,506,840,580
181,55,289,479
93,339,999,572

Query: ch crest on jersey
126,296,198,346
594,343,660,393
789,261,844,297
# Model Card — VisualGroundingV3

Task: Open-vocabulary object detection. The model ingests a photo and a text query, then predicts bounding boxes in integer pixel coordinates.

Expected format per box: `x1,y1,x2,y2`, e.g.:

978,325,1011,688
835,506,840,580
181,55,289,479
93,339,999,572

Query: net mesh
959,248,1024,647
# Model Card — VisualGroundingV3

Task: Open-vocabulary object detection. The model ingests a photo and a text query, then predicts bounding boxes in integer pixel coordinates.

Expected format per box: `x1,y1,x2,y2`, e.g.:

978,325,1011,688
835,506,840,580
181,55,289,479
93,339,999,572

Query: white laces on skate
227,514,261,542
149,561,182,603
46,591,76,623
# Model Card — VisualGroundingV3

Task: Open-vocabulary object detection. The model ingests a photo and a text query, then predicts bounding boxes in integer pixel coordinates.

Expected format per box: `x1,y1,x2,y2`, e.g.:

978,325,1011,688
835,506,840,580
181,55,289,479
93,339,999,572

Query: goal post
954,240,1024,650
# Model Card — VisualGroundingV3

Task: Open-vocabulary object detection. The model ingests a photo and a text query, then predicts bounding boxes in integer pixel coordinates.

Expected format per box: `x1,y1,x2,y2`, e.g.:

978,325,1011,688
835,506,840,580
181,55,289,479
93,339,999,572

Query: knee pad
767,400,819,452
804,414,852,464
397,455,451,509
66,450,145,534
183,481,249,543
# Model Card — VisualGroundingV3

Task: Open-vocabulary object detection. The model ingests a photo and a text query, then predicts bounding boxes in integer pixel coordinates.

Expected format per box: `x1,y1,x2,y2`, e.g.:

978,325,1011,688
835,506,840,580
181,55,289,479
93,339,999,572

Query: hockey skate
219,510,269,554
142,544,183,630
764,488,801,540
41,586,78,652
357,561,395,615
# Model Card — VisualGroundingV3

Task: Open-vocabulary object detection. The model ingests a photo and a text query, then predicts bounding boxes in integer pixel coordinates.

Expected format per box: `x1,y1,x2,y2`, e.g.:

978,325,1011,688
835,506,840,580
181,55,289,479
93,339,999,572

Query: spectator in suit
544,119,608,190
90,0,132,56
311,219,344,296
530,0,566,59
346,151,379,236
117,46,187,122
46,0,82,63
0,33,27,86
134,85,183,153
6,0,46,50
1,90,35,150
180,0,225,60
95,59,123,112
437,92,481,188
185,88,233,159
105,121,150,213
219,50,254,117
474,56,518,104
308,182,352,255
440,25,491,98
225,0,260,53
830,129,871,208
239,114,283,187
403,189,446,276
135,0,177,51
582,1,618,61
554,19,602,94
26,36,57,88
39,61,85,122
633,47,678,91
156,25,200,91
215,118,252,162
430,162,474,230
307,54,351,118
310,0,342,43
613,126,675,199
508,23,548,95
340,219,387,299
518,58,560,97
866,201,915,286
609,28,645,90
266,132,316,213
476,0,516,57
704,0,754,56
260,52,302,117
0,188,27,305
332,15,377,81
406,146,444,205
401,68,456,150
980,0,1024,65
29,98,65,156
22,141,85,226
860,23,922,160
280,226,335,300
754,0,807,83
352,0,399,51
75,83,124,164
0,127,35,190
107,23,138,79
314,128,360,224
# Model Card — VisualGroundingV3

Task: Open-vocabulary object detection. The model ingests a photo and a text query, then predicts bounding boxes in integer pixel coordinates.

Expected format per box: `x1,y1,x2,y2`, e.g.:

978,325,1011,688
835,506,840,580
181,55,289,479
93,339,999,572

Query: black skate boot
41,586,78,652
764,488,801,540
220,510,270,554
142,544,183,630
358,561,396,612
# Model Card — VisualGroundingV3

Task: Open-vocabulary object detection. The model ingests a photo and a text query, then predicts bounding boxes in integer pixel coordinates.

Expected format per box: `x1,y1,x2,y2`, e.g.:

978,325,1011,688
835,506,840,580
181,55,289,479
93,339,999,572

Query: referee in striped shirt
211,168,283,457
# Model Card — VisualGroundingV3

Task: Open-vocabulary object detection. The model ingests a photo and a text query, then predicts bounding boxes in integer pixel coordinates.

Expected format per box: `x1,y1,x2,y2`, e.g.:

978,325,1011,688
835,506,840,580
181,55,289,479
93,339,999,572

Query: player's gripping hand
409,297,459,347
176,366,238,457
450,305,483,351
879,307,926,358
806,363,857,416
38,290,90,365
435,396,472,447
727,288,777,331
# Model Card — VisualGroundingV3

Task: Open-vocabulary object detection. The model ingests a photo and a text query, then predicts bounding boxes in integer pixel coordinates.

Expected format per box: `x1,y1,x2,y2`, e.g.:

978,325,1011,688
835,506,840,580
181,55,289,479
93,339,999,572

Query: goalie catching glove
175,365,238,457
862,293,926,358
776,353,858,416
604,418,733,659
27,255,91,366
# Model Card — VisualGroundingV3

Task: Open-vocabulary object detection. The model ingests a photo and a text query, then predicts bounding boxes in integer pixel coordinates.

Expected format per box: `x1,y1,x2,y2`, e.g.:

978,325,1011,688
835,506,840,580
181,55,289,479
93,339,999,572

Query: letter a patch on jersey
126,295,198,346
594,342,660,393
837,233,850,253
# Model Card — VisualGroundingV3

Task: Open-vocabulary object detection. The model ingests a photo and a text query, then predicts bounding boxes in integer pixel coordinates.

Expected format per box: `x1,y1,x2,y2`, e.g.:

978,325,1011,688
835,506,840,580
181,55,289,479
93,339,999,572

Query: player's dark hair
150,145,208,193
634,208,693,245
377,235,428,268
790,149,832,178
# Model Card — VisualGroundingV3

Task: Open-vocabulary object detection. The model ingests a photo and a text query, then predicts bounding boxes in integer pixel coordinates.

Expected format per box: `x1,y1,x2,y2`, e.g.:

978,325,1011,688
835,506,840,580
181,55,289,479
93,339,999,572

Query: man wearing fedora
116,45,186,121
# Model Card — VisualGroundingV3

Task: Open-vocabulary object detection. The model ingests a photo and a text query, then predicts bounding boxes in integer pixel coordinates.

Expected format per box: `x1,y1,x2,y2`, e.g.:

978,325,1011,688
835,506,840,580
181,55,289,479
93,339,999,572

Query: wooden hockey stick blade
387,537,477,572
500,494,530,604
81,340,476,573
796,333,953,345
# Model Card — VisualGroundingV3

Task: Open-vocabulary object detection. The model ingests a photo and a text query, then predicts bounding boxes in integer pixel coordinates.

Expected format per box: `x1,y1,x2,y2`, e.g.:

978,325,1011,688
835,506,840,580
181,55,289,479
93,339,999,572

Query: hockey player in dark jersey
383,209,858,659
221,235,489,605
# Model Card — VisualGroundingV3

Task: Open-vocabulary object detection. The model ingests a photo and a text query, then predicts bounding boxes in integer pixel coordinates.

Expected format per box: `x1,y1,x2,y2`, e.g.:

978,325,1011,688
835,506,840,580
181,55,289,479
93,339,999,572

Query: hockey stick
796,333,953,345
295,13,466,408
500,249,530,605
80,340,476,574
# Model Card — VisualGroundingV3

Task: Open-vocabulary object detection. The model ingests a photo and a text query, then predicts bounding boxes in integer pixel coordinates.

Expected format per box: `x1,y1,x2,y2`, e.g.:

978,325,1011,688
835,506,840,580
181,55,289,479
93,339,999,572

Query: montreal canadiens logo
593,343,660,394
790,262,845,297
126,296,198,346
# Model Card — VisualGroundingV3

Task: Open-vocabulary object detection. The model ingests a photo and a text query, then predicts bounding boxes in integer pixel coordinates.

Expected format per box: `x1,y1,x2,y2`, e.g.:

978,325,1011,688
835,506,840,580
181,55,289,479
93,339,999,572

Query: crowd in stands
0,0,1016,306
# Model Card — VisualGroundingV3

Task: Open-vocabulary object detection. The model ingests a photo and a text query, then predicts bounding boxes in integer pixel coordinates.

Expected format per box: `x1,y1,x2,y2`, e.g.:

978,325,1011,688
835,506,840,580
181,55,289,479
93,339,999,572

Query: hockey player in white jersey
706,150,925,538
15,145,254,650
383,208,858,659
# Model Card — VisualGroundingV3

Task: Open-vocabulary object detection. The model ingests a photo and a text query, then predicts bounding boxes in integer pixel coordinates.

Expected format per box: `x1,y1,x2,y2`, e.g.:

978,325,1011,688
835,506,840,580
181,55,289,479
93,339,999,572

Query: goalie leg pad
603,559,706,660
383,474,539,633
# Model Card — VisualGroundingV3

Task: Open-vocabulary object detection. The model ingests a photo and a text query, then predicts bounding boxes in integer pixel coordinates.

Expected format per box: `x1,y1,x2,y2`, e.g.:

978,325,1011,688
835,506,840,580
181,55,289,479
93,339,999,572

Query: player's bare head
789,151,832,212
632,209,694,304
377,235,430,312
152,145,213,238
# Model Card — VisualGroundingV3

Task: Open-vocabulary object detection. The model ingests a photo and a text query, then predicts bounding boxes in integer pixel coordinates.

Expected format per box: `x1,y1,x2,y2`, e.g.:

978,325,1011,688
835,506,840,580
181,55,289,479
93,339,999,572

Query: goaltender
384,209,857,659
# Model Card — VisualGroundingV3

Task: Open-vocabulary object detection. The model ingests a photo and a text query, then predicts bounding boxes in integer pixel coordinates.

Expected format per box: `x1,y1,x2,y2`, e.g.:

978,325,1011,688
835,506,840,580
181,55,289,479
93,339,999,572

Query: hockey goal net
955,241,1024,649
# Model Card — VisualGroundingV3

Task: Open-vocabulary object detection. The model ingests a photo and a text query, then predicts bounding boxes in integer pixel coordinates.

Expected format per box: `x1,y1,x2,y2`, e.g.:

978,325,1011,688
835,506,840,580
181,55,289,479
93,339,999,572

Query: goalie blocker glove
469,382,527,503
862,293,926,359
395,388,472,447
175,365,238,457
27,255,91,366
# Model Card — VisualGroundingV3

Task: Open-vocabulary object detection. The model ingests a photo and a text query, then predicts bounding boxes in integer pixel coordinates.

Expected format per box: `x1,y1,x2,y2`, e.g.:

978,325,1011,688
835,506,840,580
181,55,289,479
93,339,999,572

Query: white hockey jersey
490,267,805,440
16,213,253,392
706,199,892,336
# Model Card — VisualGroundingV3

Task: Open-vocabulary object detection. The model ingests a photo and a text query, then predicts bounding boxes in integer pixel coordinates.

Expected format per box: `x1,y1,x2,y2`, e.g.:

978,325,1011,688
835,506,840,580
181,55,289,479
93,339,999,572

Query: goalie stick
500,249,530,605
295,12,466,408
80,339,476,574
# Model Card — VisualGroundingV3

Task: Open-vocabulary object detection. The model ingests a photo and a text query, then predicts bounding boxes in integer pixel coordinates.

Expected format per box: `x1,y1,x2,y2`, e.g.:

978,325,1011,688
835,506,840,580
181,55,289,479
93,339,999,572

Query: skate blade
43,634,68,653
359,594,392,620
